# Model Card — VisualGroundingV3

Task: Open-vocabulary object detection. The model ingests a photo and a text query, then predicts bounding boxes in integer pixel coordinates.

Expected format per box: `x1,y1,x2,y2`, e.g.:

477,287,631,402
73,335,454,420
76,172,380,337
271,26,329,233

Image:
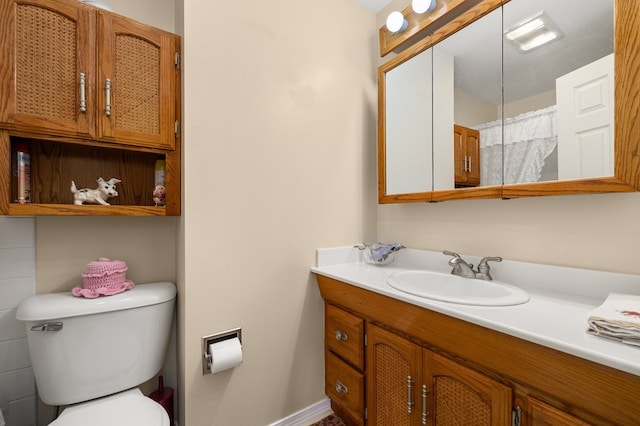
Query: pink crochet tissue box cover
72,257,134,298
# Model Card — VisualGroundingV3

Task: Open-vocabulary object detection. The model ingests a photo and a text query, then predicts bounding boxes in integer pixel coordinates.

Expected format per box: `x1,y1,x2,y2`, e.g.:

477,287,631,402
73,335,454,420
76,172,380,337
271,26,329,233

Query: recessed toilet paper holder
202,327,242,375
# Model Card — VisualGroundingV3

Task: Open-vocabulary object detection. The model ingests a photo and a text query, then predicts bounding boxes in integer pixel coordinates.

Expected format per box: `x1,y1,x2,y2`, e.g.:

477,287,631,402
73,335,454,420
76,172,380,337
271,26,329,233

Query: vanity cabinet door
526,397,592,426
324,303,366,425
423,349,512,426
325,351,365,426
366,324,422,426
325,303,364,370
0,0,96,138
97,12,177,150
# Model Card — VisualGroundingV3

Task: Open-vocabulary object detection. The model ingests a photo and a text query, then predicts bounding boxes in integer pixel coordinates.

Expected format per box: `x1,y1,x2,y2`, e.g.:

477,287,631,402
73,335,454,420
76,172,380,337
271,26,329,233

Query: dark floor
308,414,347,426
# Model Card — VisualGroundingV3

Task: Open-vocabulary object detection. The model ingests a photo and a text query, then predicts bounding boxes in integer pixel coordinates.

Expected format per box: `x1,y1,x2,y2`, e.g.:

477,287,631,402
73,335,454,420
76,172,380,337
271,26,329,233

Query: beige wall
99,0,176,32
180,1,377,425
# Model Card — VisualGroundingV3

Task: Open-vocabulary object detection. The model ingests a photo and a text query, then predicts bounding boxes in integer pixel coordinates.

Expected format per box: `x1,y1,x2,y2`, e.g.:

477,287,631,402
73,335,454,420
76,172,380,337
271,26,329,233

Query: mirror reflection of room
432,6,502,190
502,0,613,185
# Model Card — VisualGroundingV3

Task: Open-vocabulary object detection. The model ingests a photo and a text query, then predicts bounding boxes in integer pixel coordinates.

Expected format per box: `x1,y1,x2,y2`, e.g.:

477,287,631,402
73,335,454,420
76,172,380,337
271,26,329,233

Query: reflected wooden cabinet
453,125,480,187
317,275,640,426
0,0,181,216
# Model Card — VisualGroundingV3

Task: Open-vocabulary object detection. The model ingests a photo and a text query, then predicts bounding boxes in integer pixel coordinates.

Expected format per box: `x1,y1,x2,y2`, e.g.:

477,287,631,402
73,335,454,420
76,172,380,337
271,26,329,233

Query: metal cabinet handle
105,78,111,116
335,330,348,341
407,376,415,414
335,380,348,394
79,73,86,112
468,156,472,172
421,384,429,425
31,322,63,332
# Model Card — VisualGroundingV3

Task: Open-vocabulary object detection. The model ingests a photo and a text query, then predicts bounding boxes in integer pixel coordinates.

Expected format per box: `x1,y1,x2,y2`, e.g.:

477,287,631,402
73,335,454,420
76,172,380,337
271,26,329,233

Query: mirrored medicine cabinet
378,0,640,203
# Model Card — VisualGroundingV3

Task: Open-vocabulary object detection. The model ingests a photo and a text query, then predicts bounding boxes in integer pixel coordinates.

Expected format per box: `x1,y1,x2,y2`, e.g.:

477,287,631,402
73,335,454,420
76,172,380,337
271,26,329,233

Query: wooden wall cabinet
318,275,640,426
0,0,181,216
453,125,480,187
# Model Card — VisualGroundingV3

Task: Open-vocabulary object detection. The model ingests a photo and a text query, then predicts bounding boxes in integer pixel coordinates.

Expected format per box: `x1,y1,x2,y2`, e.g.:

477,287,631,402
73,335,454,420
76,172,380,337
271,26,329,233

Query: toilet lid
49,389,169,426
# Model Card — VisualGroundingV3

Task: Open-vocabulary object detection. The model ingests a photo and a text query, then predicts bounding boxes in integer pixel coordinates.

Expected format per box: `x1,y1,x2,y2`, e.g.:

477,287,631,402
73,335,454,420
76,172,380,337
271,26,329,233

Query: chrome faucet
443,251,502,280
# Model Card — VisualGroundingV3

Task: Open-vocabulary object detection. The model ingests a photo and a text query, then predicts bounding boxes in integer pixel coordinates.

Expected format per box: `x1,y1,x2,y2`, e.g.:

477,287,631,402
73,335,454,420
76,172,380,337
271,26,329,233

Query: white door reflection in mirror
432,7,503,190
385,48,433,195
557,54,614,179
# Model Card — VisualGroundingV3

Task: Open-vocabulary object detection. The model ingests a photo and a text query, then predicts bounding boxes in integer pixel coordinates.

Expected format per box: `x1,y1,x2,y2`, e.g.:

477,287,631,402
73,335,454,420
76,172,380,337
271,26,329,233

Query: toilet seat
49,388,169,426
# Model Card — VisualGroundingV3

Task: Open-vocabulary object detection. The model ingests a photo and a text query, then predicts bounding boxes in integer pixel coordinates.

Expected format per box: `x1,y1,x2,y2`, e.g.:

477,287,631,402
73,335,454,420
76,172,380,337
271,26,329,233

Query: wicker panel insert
16,5,77,121
374,344,411,426
434,376,490,426
114,35,160,134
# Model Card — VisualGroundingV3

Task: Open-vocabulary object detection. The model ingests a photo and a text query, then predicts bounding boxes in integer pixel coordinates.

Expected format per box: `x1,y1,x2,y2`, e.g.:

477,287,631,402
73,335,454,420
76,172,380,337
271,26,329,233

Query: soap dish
354,243,404,266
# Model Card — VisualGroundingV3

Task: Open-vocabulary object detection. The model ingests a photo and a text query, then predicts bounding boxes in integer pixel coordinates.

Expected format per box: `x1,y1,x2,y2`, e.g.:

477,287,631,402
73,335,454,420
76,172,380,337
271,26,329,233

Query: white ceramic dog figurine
71,177,121,206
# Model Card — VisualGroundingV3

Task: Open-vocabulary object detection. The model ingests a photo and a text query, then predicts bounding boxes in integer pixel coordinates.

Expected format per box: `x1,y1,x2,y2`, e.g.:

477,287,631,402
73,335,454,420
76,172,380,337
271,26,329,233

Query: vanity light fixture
386,11,408,33
504,11,563,52
412,0,437,14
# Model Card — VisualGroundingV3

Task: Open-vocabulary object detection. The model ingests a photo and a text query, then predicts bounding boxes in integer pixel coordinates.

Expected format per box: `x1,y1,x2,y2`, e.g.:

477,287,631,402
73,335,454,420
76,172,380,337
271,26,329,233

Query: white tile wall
0,217,36,426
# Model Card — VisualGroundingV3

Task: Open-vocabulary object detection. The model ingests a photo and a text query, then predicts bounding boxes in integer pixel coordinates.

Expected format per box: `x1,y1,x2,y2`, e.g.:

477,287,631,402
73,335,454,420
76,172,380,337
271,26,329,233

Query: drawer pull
335,330,348,341
335,380,349,394
407,375,415,414
79,73,86,112
421,384,429,425
105,78,112,117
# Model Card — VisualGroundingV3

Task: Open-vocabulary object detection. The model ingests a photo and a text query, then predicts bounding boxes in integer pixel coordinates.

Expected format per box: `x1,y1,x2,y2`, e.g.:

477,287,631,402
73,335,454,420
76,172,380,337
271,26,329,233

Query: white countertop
311,247,640,377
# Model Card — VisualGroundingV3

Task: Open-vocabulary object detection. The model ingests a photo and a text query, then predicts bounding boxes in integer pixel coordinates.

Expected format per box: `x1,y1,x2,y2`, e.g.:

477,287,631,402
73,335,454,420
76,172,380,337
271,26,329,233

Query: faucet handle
476,256,502,280
443,250,461,258
478,256,502,267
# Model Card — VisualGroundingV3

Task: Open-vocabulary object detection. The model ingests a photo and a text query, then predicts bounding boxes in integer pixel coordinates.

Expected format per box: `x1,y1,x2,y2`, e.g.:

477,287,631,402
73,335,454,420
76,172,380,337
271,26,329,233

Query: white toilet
16,281,177,426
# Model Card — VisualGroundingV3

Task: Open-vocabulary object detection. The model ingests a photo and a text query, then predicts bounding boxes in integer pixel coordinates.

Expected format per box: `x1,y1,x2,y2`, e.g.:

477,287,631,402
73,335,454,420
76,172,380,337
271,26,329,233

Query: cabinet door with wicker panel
0,0,97,138
526,396,593,426
97,12,177,150
366,324,423,426
422,349,512,426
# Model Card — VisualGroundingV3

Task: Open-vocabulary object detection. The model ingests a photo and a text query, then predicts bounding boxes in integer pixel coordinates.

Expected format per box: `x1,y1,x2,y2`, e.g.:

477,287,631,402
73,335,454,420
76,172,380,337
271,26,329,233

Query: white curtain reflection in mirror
477,105,557,185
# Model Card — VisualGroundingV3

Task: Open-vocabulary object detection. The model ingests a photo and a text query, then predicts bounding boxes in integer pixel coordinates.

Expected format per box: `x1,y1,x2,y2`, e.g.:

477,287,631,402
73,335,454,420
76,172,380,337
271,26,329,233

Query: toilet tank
16,282,176,406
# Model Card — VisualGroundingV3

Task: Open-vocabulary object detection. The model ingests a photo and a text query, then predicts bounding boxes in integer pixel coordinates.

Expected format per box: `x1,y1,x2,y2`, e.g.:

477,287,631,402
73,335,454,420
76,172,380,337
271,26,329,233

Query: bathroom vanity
312,248,640,425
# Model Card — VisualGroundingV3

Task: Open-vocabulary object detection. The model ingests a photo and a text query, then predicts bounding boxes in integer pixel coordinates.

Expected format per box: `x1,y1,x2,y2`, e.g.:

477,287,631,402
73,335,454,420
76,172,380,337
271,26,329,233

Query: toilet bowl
49,389,169,426
16,282,176,425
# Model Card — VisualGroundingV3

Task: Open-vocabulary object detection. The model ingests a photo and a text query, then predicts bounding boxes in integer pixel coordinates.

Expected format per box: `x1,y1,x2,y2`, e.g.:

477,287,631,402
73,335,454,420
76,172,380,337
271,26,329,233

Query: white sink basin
386,270,530,306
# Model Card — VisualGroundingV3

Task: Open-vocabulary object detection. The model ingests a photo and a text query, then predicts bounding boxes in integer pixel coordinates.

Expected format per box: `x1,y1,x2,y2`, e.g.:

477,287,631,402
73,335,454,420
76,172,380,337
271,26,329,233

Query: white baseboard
267,398,332,426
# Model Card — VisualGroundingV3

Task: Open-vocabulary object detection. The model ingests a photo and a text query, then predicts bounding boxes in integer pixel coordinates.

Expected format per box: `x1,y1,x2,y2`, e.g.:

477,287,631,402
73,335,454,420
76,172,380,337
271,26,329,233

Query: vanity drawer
325,351,364,425
325,303,364,369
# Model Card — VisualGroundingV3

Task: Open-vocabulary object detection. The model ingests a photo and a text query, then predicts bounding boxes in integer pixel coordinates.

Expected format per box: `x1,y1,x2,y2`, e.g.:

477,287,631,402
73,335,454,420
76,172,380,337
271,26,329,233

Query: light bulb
412,0,437,14
386,11,408,33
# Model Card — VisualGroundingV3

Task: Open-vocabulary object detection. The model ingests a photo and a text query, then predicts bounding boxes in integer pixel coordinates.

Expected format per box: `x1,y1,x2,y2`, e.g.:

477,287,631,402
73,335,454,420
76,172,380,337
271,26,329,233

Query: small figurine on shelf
71,177,121,206
153,185,166,207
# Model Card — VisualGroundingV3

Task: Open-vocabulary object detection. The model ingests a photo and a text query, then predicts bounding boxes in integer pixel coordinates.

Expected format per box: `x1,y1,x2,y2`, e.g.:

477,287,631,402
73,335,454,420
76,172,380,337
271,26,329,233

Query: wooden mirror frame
378,0,640,204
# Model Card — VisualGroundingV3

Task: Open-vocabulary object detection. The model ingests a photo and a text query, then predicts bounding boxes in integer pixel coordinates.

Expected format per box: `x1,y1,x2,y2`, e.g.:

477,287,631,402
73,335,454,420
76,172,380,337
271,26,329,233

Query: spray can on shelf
11,143,31,203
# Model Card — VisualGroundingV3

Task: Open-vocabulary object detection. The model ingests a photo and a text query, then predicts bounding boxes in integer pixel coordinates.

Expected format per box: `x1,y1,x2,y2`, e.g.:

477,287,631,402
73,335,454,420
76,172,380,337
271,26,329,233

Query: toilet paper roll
209,337,243,373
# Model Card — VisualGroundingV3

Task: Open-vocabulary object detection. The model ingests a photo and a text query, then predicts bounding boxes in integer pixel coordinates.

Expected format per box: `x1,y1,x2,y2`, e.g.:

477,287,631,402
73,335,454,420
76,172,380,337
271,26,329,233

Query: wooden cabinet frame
0,0,181,216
